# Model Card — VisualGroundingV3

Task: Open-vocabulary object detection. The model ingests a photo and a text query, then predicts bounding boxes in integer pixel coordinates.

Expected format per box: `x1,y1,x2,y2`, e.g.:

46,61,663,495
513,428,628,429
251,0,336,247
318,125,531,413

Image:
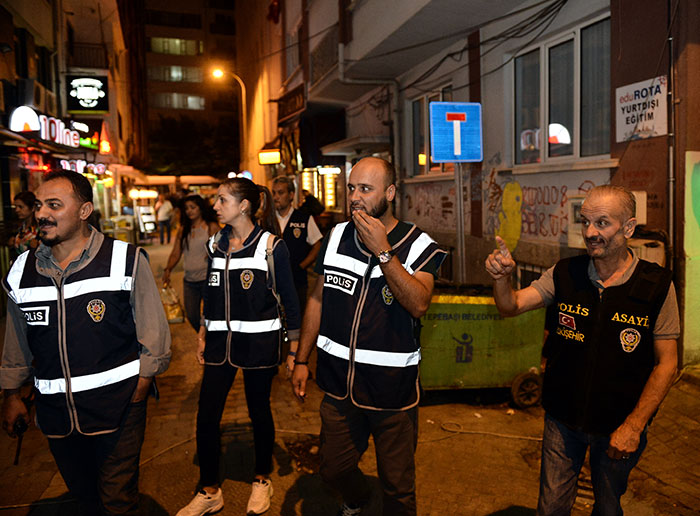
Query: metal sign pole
454,162,466,284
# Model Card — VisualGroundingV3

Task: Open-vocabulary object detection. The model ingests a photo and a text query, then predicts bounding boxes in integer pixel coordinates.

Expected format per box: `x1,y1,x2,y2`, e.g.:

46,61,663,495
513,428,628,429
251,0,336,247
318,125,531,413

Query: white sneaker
176,488,224,516
246,479,273,514
337,503,363,516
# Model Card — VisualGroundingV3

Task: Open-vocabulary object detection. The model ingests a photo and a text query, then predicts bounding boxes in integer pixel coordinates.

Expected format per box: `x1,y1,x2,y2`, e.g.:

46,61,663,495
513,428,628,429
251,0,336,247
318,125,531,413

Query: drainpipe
667,14,675,272
338,42,402,215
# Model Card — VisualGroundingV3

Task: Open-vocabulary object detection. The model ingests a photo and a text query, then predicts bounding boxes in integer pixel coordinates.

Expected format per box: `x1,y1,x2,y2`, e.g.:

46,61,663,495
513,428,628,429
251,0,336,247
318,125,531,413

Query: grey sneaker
176,488,224,516
246,479,273,514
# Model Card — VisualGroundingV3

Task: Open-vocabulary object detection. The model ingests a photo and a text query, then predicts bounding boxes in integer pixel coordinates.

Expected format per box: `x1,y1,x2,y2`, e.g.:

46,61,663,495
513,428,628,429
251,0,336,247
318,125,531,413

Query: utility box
420,293,545,407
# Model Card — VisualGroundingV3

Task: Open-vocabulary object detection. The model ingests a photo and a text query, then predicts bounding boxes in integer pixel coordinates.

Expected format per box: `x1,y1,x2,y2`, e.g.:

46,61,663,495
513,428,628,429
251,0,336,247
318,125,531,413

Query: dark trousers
319,395,418,516
158,220,171,244
196,364,277,486
183,279,207,332
47,400,148,515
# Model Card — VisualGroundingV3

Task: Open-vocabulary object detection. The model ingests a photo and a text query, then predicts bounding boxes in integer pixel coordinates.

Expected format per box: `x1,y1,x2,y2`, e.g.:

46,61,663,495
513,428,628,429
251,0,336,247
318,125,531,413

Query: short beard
368,197,389,218
38,232,61,247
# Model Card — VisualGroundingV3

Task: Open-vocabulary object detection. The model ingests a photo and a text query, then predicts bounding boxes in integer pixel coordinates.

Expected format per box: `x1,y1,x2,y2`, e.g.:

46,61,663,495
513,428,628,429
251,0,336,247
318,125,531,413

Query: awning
321,135,390,157
131,174,221,186
110,164,148,183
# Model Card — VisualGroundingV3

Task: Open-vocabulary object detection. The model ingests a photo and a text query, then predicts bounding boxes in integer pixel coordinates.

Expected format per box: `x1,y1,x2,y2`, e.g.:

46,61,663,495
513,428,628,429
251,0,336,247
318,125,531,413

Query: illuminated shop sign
71,118,101,150
67,75,109,113
59,159,107,175
9,106,80,148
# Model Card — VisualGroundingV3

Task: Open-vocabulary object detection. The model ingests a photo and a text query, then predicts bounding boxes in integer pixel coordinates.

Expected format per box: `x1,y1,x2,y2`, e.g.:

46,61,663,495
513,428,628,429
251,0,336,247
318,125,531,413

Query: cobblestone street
1,242,699,515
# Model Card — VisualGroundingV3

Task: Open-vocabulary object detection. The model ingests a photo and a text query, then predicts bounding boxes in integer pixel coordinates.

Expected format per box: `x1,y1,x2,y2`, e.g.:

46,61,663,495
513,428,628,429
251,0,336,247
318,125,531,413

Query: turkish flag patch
559,312,576,330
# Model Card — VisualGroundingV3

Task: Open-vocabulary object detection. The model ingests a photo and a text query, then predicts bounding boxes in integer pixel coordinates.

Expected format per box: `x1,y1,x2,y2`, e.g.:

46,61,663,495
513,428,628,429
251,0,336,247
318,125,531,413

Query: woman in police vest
177,178,301,516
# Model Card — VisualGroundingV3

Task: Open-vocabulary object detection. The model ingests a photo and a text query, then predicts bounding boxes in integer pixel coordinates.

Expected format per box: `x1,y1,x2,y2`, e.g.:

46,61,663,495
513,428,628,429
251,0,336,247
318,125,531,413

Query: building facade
237,0,700,364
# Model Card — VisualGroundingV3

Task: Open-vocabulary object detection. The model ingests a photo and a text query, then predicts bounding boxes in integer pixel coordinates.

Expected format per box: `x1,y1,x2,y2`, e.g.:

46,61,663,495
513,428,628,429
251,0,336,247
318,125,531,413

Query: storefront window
581,18,610,156
514,50,540,165
548,40,573,158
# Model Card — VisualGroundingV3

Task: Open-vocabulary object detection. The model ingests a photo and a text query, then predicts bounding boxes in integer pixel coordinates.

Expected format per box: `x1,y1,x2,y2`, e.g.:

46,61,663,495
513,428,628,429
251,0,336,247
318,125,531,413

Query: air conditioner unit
18,78,46,112
45,90,58,116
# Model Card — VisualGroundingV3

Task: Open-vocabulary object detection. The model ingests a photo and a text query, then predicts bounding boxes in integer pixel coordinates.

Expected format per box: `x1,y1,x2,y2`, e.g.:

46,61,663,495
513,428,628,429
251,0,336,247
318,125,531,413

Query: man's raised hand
485,236,516,280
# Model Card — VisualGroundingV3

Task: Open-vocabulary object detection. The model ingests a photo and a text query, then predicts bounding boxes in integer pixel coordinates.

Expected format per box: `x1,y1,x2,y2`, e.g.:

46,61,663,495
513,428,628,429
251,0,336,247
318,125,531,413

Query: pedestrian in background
9,191,38,260
292,157,446,516
1,170,171,515
177,177,300,516
163,194,220,332
156,193,174,244
485,185,679,515
272,176,323,313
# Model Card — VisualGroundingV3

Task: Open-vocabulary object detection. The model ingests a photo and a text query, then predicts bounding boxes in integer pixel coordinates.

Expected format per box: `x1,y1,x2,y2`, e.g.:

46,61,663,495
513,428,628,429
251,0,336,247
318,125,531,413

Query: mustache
38,218,57,227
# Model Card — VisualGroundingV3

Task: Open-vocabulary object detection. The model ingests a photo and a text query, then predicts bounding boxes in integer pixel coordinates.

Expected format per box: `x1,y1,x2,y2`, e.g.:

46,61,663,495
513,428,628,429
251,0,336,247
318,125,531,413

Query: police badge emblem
293,227,301,238
240,270,254,289
87,299,106,322
381,285,394,305
620,328,641,353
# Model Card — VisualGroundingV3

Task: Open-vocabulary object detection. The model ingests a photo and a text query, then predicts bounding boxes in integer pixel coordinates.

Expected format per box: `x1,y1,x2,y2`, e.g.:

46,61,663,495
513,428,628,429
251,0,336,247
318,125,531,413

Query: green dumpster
420,293,546,407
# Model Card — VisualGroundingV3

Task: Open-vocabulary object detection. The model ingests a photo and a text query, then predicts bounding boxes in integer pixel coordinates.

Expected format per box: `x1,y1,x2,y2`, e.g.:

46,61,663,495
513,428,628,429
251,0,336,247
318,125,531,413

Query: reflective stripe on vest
368,231,437,278
209,232,270,271
324,223,369,276
317,335,421,367
34,358,140,395
7,240,133,305
205,318,281,333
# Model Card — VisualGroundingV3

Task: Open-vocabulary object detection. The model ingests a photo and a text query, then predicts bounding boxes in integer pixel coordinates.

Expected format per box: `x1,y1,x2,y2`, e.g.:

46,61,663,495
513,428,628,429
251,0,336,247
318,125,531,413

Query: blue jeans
158,220,171,244
183,279,207,332
537,413,647,516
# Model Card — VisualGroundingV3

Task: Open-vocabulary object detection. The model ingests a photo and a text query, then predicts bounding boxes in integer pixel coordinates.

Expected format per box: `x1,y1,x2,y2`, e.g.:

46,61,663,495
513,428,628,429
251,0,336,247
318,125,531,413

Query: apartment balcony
308,0,528,103
68,43,108,69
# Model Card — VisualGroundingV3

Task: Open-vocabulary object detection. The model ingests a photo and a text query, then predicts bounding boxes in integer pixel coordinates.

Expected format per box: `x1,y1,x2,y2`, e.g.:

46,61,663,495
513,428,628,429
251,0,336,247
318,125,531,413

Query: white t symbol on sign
446,112,466,155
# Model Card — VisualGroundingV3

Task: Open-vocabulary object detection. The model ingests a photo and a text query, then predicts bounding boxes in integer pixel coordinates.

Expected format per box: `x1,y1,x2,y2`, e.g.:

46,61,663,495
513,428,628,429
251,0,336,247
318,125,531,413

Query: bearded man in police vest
1,170,171,515
485,185,679,515
292,157,446,516
271,175,323,311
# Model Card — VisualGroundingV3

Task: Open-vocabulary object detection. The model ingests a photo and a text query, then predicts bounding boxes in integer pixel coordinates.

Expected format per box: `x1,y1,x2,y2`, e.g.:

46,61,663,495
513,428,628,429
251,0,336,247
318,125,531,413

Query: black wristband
294,360,309,365
288,350,297,357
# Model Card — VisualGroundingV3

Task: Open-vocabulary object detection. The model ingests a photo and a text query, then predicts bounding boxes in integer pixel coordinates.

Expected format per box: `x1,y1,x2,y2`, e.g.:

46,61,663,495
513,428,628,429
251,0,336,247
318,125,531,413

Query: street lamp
212,67,248,169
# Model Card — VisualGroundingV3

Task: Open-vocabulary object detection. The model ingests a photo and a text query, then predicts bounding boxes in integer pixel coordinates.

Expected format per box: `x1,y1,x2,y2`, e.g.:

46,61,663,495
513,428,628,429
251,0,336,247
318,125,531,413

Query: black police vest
203,228,282,368
542,255,672,434
316,221,445,410
3,238,140,437
282,209,312,287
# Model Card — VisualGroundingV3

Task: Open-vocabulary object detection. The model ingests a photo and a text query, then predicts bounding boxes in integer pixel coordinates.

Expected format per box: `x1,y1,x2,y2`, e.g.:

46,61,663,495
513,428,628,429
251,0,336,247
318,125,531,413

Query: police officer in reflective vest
485,185,679,515
271,176,323,311
292,157,447,516
1,170,171,515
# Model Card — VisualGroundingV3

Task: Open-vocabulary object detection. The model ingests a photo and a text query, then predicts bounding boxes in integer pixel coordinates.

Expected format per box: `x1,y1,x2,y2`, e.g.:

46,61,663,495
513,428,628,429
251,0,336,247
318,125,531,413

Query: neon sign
59,159,107,175
9,106,80,148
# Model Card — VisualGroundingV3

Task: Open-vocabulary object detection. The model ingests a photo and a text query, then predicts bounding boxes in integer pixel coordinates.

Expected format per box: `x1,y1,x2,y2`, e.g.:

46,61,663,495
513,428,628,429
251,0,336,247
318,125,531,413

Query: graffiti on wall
403,180,470,234
485,169,611,246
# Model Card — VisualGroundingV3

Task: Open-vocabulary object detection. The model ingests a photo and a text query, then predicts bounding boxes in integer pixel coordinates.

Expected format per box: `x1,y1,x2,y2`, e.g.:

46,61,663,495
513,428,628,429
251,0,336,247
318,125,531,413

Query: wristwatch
377,249,394,264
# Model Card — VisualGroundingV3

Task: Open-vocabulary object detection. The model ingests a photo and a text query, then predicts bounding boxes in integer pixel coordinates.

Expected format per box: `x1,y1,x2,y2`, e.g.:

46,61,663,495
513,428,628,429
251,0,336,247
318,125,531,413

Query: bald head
352,157,396,189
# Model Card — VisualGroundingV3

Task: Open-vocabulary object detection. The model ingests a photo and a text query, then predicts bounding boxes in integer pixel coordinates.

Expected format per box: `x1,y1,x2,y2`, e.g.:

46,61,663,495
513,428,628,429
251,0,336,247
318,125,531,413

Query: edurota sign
9,106,80,148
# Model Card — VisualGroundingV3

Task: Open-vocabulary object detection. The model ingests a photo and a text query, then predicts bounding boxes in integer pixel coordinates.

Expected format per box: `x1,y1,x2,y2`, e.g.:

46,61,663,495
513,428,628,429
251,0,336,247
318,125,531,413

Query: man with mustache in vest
1,170,171,515
485,185,679,515
292,157,447,516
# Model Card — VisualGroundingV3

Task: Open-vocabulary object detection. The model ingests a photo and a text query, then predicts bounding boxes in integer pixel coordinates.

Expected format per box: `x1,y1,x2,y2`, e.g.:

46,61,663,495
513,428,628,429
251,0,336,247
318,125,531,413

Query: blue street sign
429,102,483,163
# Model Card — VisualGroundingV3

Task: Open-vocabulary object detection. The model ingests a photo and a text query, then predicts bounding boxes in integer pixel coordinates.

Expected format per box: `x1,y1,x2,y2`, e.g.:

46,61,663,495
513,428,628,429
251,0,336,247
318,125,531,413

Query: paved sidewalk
1,241,699,515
